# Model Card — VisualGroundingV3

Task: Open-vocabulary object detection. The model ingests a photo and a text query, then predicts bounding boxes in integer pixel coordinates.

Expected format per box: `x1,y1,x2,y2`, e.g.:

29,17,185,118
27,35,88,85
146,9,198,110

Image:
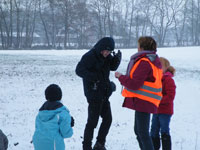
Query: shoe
151,136,160,150
161,134,171,150
93,142,106,150
82,141,92,150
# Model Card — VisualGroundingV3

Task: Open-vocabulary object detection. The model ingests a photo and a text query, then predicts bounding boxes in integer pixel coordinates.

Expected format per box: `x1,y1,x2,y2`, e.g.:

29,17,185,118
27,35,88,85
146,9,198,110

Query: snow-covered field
0,46,200,150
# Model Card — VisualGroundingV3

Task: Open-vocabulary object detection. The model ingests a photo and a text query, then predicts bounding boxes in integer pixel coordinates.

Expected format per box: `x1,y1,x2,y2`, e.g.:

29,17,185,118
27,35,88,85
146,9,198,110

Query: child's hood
164,71,174,77
37,101,69,122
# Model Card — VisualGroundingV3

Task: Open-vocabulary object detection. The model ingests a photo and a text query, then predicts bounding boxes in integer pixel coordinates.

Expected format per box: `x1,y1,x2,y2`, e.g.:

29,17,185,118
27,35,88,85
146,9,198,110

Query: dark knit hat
94,37,115,52
45,84,62,101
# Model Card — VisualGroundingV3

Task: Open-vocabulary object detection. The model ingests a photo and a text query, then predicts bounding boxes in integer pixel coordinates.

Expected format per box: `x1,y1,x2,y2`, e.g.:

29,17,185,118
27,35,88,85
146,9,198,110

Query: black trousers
83,99,112,149
134,111,154,150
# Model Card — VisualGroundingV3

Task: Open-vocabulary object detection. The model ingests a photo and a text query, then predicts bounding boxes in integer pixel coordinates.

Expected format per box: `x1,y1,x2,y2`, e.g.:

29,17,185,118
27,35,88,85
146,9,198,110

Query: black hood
93,37,115,54
39,101,63,111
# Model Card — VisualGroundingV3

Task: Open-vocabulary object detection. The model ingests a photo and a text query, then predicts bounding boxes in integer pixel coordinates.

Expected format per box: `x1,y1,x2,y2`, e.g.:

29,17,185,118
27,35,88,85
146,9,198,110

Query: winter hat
94,37,115,52
45,84,62,101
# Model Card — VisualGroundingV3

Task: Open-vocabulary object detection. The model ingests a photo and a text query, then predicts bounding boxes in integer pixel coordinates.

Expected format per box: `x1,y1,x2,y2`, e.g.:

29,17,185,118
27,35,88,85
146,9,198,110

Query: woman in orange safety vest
115,36,162,150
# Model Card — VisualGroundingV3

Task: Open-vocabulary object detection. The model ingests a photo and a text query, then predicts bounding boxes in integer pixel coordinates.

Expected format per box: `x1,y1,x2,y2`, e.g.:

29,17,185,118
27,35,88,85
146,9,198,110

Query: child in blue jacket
33,84,74,150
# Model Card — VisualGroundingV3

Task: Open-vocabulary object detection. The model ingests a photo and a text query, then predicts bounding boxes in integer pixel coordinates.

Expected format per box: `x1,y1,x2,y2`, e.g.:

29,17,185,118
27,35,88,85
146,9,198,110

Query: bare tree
13,0,21,48
197,0,200,45
191,0,195,44
48,0,56,48
0,0,199,49
22,0,38,48
194,0,200,45
120,0,130,47
59,0,71,48
0,6,5,48
0,0,10,48
72,1,89,48
89,0,104,38
102,0,118,37
38,0,50,47
172,0,186,46
9,0,13,47
128,0,136,47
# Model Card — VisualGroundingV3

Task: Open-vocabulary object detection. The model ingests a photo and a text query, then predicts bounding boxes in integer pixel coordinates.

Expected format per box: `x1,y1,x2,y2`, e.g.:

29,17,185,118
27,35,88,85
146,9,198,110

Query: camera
111,50,121,56
111,50,122,62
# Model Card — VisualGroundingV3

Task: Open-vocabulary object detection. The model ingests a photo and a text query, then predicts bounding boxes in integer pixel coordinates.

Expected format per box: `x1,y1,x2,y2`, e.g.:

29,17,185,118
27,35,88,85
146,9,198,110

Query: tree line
0,0,200,49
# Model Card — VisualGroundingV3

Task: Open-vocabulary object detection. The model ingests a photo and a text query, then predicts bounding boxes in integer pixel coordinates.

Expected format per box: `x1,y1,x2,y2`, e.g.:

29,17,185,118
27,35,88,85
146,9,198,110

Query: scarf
126,50,156,75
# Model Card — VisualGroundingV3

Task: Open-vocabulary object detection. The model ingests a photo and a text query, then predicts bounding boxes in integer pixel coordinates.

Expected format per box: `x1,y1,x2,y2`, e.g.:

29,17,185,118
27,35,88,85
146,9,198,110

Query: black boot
151,136,160,150
93,142,106,150
82,141,92,150
161,134,171,150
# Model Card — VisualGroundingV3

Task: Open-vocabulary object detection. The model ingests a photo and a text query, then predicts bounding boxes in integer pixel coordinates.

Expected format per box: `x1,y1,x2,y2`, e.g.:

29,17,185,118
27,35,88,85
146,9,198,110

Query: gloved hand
71,116,74,127
115,50,122,62
110,81,116,92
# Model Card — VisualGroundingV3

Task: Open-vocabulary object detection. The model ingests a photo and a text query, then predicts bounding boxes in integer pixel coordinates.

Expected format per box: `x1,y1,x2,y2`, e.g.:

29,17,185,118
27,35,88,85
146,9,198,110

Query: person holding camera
76,37,121,150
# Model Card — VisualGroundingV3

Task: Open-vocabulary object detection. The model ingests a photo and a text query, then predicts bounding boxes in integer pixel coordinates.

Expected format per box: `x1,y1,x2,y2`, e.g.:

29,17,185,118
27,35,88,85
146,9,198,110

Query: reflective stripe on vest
124,87,162,100
122,57,163,107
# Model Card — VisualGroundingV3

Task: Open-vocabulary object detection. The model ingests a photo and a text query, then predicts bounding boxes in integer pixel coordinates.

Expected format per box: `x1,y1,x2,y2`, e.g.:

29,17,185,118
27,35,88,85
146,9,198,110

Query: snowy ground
0,46,200,150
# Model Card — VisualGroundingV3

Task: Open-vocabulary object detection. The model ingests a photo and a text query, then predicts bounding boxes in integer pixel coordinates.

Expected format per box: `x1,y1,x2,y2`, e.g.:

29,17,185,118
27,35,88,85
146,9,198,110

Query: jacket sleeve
75,54,98,81
119,61,152,90
109,55,121,71
160,77,176,105
59,110,73,138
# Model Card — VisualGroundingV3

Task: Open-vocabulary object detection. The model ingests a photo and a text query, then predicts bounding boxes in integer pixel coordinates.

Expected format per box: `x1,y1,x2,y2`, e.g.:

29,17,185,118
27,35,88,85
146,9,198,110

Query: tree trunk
128,0,134,47
29,1,37,47
9,0,13,48
0,4,9,49
14,0,21,48
39,0,50,47
0,17,5,49
64,0,69,49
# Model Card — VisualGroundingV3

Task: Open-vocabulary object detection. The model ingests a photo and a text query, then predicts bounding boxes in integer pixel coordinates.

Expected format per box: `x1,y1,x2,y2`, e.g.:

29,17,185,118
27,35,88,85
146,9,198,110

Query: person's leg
4,135,8,150
96,100,112,146
134,112,143,149
159,114,171,135
134,111,154,150
83,101,102,150
151,114,161,137
159,114,172,150
0,130,8,150
150,114,161,150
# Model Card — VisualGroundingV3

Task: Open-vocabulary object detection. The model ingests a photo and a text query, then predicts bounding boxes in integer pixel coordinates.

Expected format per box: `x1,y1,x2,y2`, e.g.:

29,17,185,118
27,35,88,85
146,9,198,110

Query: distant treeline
0,0,200,50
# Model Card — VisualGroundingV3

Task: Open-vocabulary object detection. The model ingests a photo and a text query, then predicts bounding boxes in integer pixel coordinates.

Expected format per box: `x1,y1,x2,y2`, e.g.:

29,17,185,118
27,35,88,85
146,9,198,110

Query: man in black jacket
76,37,121,150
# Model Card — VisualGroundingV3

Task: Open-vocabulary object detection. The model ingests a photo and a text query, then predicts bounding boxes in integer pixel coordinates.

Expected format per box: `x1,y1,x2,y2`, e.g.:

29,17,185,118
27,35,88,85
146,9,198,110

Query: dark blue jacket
75,37,121,101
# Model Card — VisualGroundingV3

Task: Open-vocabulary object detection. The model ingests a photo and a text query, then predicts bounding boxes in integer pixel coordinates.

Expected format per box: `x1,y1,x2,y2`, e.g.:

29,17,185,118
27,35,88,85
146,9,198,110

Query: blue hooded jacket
33,101,73,150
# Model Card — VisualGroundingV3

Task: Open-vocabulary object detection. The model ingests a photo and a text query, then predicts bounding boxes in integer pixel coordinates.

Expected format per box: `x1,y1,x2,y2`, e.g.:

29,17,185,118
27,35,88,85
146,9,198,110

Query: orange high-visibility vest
122,57,163,107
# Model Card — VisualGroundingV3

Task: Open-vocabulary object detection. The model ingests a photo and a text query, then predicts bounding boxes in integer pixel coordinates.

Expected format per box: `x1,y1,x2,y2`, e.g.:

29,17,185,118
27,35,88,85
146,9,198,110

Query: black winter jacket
75,38,120,101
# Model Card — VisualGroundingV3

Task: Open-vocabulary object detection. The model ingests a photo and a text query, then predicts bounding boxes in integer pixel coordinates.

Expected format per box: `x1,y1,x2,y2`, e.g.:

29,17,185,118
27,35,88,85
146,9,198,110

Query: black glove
110,81,116,92
115,50,122,62
71,116,74,127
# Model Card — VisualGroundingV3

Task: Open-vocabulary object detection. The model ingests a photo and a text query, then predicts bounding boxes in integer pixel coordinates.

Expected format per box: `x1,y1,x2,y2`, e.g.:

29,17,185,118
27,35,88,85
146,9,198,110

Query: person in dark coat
150,57,176,150
0,129,8,150
115,36,162,150
75,37,121,150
